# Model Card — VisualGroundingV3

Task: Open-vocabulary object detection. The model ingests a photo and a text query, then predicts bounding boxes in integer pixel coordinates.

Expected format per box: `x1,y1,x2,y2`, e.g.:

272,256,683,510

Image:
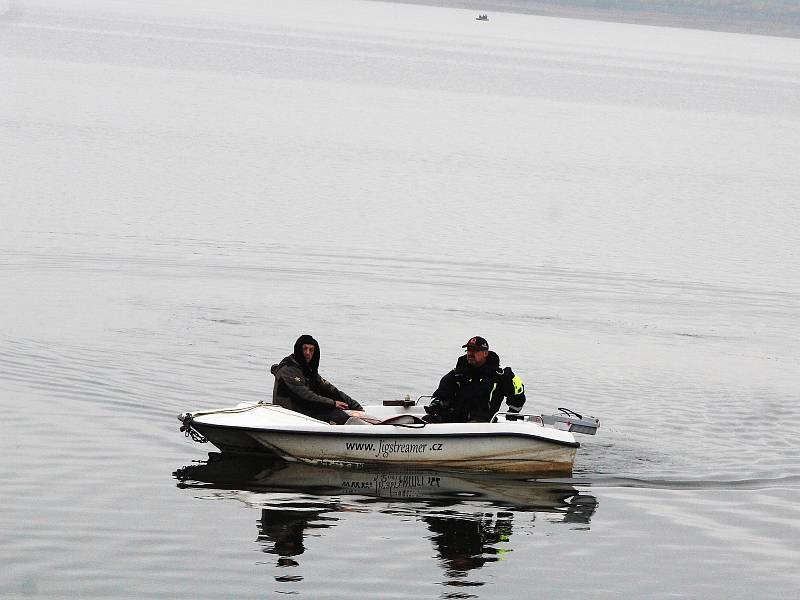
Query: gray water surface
3,1,800,598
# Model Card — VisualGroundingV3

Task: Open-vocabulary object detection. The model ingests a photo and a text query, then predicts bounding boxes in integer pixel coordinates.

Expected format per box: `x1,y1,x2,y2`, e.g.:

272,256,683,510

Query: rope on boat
188,402,264,418
179,414,208,443
178,403,267,443
558,407,583,419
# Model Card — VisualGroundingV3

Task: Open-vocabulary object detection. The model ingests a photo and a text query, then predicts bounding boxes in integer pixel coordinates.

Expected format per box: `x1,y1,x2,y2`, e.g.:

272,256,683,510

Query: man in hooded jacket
271,334,362,424
424,336,526,423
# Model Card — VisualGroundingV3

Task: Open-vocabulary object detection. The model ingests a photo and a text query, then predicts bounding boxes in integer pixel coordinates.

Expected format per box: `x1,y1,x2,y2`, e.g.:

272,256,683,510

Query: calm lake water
2,0,800,598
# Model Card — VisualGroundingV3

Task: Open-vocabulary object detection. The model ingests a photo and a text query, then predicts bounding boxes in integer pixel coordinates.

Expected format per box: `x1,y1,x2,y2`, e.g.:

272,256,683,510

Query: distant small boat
476,13,489,21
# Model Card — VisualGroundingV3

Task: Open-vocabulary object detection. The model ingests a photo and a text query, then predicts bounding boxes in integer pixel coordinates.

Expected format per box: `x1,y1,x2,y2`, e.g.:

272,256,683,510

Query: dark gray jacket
271,355,361,413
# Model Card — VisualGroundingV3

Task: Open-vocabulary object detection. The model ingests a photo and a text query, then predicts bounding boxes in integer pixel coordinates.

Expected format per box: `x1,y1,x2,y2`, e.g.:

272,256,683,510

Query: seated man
270,334,362,424
424,336,525,423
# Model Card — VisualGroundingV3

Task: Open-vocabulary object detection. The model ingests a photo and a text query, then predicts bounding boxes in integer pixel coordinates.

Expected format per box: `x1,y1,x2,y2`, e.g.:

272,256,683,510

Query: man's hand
335,400,349,409
424,397,442,415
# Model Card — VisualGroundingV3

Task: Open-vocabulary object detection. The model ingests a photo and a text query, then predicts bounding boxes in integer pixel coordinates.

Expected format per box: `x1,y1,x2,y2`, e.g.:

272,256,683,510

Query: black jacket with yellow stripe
428,351,525,422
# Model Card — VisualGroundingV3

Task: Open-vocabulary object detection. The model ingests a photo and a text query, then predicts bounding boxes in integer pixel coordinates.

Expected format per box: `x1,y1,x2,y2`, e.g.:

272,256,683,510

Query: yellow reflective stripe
512,375,524,395
490,382,497,402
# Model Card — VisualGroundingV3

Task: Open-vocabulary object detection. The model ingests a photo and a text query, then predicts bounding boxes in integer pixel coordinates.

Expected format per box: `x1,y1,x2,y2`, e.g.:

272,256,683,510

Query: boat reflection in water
174,453,598,585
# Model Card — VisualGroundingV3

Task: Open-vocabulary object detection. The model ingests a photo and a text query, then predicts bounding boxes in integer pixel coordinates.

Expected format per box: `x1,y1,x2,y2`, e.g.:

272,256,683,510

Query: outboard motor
539,408,600,435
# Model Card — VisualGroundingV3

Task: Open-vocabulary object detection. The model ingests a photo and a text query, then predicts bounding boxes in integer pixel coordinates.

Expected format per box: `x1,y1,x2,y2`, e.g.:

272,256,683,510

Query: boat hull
181,403,579,475
249,428,576,475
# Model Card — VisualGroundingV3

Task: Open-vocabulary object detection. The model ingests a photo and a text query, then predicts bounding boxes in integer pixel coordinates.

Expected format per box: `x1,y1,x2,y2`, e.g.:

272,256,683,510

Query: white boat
178,401,599,476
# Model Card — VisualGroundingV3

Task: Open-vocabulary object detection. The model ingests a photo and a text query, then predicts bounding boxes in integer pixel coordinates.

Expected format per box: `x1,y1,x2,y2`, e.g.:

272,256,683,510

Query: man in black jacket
424,336,526,423
271,334,362,424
